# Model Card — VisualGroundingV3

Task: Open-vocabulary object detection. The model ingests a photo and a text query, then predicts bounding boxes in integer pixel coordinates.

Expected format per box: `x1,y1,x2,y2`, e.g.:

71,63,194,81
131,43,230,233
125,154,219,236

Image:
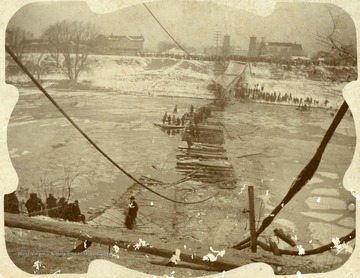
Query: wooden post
248,185,257,252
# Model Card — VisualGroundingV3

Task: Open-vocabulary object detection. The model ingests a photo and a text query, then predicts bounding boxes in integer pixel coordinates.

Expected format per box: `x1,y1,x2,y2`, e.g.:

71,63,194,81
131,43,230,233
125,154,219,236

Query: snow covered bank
7,55,216,99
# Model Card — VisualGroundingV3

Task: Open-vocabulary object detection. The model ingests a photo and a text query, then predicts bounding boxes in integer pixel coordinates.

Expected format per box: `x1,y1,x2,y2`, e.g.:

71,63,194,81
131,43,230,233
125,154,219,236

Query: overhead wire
5,45,215,205
143,3,192,58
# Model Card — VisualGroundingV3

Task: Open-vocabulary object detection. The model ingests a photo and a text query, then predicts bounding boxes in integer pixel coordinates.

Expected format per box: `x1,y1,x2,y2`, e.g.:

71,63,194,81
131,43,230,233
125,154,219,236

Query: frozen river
7,88,210,214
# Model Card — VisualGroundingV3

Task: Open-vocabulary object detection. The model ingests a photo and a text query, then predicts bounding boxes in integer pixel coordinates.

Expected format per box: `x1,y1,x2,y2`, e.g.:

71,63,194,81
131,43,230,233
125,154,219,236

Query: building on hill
258,41,305,59
247,36,307,59
107,34,144,56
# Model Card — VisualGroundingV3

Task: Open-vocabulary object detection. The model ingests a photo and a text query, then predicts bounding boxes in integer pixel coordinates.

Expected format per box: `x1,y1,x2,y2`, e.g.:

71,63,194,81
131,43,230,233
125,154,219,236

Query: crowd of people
162,112,186,126
162,104,211,126
234,84,329,109
4,191,85,224
5,191,141,230
184,104,212,149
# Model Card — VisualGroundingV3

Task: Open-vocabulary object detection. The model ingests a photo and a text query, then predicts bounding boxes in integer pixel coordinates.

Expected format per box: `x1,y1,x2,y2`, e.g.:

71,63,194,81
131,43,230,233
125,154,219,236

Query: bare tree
42,20,98,83
316,5,356,63
5,27,34,78
6,26,34,61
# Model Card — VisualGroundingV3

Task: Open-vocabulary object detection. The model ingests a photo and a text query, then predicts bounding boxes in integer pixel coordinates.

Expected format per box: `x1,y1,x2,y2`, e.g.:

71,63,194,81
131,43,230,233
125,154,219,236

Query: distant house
107,35,144,56
259,42,305,58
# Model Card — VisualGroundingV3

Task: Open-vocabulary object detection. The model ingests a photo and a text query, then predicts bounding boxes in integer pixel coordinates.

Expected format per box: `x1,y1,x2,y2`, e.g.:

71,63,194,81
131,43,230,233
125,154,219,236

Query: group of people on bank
4,191,85,224
5,191,140,229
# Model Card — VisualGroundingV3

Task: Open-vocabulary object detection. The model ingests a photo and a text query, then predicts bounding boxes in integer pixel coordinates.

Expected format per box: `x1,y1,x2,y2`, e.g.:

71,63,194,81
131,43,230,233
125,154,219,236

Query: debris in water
202,247,225,262
110,244,120,258
332,237,353,254
347,201,356,212
33,260,43,273
297,245,305,255
134,238,148,250
167,249,181,265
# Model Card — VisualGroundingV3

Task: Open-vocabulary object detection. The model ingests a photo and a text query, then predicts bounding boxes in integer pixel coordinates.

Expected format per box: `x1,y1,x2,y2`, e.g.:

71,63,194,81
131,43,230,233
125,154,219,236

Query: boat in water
154,123,185,130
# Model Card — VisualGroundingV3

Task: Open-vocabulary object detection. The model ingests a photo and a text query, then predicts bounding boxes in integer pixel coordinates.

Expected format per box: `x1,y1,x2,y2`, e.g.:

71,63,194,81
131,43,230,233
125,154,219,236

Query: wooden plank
176,154,228,160
175,165,231,170
5,213,240,271
176,161,232,169
178,149,225,155
274,228,296,247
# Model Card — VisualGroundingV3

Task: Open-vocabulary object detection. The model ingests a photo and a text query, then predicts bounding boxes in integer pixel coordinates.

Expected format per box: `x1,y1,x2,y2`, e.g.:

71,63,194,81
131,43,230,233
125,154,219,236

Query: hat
130,196,135,200
30,193,37,197
75,200,79,203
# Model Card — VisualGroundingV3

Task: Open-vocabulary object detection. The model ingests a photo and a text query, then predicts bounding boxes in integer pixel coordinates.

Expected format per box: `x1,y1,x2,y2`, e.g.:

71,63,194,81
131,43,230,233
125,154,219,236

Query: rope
5,45,214,205
143,3,193,58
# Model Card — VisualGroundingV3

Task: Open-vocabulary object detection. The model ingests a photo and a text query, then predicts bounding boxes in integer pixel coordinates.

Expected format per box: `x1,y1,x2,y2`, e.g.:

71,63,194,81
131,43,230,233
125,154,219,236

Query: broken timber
5,213,240,271
177,120,236,184
274,228,296,247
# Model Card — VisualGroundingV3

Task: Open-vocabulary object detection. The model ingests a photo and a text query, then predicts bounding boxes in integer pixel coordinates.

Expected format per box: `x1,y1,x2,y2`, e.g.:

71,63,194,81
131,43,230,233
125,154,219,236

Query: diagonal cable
143,3,192,58
5,45,214,205
232,100,349,249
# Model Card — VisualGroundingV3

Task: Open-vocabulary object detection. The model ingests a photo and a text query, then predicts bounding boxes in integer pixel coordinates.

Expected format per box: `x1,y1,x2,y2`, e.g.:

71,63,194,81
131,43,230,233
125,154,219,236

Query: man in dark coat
126,196,138,229
56,197,67,219
163,112,168,124
25,193,45,216
4,191,20,214
71,200,86,224
128,196,138,219
46,194,57,218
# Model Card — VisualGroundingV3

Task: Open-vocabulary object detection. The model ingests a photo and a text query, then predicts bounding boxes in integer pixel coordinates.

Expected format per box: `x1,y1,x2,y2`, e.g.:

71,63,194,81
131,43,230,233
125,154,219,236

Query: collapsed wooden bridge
176,118,236,185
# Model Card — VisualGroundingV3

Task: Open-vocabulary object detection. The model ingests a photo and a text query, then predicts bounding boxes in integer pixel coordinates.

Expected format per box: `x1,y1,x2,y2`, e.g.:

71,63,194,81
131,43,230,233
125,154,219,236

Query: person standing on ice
163,112,168,124
126,196,139,229
173,104,179,113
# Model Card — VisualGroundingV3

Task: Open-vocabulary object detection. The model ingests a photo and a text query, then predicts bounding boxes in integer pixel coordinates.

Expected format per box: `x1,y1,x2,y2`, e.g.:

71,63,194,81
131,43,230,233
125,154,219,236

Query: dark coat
25,196,44,216
128,200,138,219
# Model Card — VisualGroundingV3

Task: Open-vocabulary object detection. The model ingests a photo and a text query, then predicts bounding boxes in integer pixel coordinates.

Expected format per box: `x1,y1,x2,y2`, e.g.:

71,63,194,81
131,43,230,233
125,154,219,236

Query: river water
7,88,211,213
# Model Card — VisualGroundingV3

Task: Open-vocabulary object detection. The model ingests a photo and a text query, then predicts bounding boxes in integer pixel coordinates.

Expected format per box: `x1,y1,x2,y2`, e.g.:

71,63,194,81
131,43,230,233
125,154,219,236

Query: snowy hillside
7,55,216,99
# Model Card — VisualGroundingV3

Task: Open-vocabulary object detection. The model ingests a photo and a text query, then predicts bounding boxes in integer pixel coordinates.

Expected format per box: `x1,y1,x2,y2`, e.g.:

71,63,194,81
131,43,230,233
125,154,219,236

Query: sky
7,0,357,55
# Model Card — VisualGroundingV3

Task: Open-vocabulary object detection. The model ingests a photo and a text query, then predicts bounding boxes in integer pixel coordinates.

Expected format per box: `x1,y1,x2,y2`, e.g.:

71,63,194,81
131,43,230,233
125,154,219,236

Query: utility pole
213,31,221,57
248,185,257,252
